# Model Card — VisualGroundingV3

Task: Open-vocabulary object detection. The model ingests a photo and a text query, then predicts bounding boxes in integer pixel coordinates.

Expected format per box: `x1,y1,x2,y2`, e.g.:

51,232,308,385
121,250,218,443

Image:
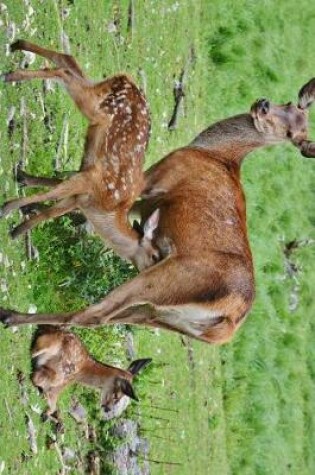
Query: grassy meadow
0,1,315,474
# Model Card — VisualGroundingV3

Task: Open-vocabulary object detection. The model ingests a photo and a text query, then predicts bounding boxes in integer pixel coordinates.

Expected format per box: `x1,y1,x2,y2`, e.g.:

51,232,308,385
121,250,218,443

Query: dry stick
140,414,171,423
54,113,69,172
138,68,147,96
282,238,314,312
4,398,13,421
168,45,196,130
54,442,69,475
25,413,38,455
138,456,183,467
127,0,134,38
39,83,55,134
114,1,121,37
139,431,177,443
18,97,37,259
142,403,179,413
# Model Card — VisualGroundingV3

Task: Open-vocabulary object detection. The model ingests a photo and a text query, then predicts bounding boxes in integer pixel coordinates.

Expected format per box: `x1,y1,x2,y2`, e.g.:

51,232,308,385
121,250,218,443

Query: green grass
0,0,315,474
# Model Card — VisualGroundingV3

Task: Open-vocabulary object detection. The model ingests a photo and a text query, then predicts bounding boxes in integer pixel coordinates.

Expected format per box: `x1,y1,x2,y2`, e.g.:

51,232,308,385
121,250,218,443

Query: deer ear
143,209,160,241
127,358,152,375
119,379,138,401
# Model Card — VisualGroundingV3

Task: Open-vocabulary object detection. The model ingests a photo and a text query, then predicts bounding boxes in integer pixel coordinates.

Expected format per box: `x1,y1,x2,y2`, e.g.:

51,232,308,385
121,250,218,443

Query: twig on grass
54,113,69,172
25,413,38,455
4,398,13,422
168,45,196,130
127,0,134,38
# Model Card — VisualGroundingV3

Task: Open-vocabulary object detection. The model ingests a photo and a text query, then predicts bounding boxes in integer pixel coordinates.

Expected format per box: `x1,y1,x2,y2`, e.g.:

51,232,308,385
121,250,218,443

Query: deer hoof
0,308,15,327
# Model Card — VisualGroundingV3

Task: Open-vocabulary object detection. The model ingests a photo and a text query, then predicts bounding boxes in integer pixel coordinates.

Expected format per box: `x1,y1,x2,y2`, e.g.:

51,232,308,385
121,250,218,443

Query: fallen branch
168,45,196,130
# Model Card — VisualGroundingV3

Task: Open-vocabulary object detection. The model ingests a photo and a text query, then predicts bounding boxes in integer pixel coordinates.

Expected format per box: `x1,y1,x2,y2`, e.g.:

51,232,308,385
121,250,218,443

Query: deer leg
0,256,216,327
10,39,86,79
0,174,87,218
10,197,76,239
0,257,177,327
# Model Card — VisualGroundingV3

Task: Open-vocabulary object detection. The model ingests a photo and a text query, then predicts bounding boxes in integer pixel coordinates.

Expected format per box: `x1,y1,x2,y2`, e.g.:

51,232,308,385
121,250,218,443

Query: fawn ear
128,358,152,375
119,378,138,401
298,77,315,109
143,209,160,241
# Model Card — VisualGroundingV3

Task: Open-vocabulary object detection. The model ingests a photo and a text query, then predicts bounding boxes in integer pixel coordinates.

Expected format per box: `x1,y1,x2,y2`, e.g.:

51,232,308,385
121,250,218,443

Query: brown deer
0,40,160,270
31,325,151,419
1,78,315,344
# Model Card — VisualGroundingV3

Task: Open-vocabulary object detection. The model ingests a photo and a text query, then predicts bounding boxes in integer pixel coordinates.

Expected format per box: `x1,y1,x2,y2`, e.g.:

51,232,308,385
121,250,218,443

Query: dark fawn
0,40,160,270
31,325,151,419
1,71,315,343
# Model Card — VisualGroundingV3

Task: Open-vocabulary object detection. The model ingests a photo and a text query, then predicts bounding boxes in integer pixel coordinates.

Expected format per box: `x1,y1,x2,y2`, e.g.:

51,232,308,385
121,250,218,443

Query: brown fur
31,326,151,417
1,80,315,344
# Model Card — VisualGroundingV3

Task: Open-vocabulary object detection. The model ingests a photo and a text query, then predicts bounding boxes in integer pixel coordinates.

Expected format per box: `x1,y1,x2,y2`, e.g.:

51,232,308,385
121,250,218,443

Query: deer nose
256,99,270,115
102,404,111,413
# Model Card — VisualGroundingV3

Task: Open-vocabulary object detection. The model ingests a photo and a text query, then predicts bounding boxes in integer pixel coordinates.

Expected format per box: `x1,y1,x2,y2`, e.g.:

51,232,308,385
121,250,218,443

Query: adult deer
31,325,151,419
1,78,315,344
0,40,160,270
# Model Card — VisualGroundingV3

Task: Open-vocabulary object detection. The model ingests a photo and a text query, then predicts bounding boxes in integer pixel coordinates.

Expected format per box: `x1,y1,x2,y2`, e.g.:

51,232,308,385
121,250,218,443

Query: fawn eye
152,252,160,264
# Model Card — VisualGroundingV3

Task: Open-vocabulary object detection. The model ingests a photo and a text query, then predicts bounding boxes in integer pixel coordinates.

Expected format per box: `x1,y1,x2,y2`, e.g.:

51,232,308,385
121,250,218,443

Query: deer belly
159,305,222,337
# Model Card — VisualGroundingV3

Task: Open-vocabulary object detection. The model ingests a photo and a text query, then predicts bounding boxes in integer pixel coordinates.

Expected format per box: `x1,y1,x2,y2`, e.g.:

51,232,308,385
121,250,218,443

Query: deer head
250,77,315,157
101,358,152,414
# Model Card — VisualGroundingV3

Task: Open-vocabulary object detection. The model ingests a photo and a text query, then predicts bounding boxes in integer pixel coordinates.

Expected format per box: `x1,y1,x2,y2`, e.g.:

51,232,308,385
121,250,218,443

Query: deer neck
76,358,123,388
190,113,283,165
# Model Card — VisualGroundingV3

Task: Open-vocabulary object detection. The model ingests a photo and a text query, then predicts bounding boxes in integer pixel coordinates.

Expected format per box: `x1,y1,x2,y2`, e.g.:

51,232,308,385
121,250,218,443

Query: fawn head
132,209,161,271
101,358,151,413
250,78,315,152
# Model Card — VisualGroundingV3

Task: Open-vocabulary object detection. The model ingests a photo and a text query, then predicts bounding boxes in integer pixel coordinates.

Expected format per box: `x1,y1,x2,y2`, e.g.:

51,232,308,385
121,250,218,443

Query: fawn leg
0,257,201,327
0,174,87,218
2,67,75,83
10,39,86,78
10,197,77,239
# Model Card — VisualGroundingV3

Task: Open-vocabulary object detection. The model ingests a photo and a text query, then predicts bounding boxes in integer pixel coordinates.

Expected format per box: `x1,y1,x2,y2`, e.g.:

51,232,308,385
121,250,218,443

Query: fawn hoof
15,167,27,186
41,411,50,423
0,72,14,83
10,226,21,240
10,40,24,52
0,202,9,218
0,308,15,327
